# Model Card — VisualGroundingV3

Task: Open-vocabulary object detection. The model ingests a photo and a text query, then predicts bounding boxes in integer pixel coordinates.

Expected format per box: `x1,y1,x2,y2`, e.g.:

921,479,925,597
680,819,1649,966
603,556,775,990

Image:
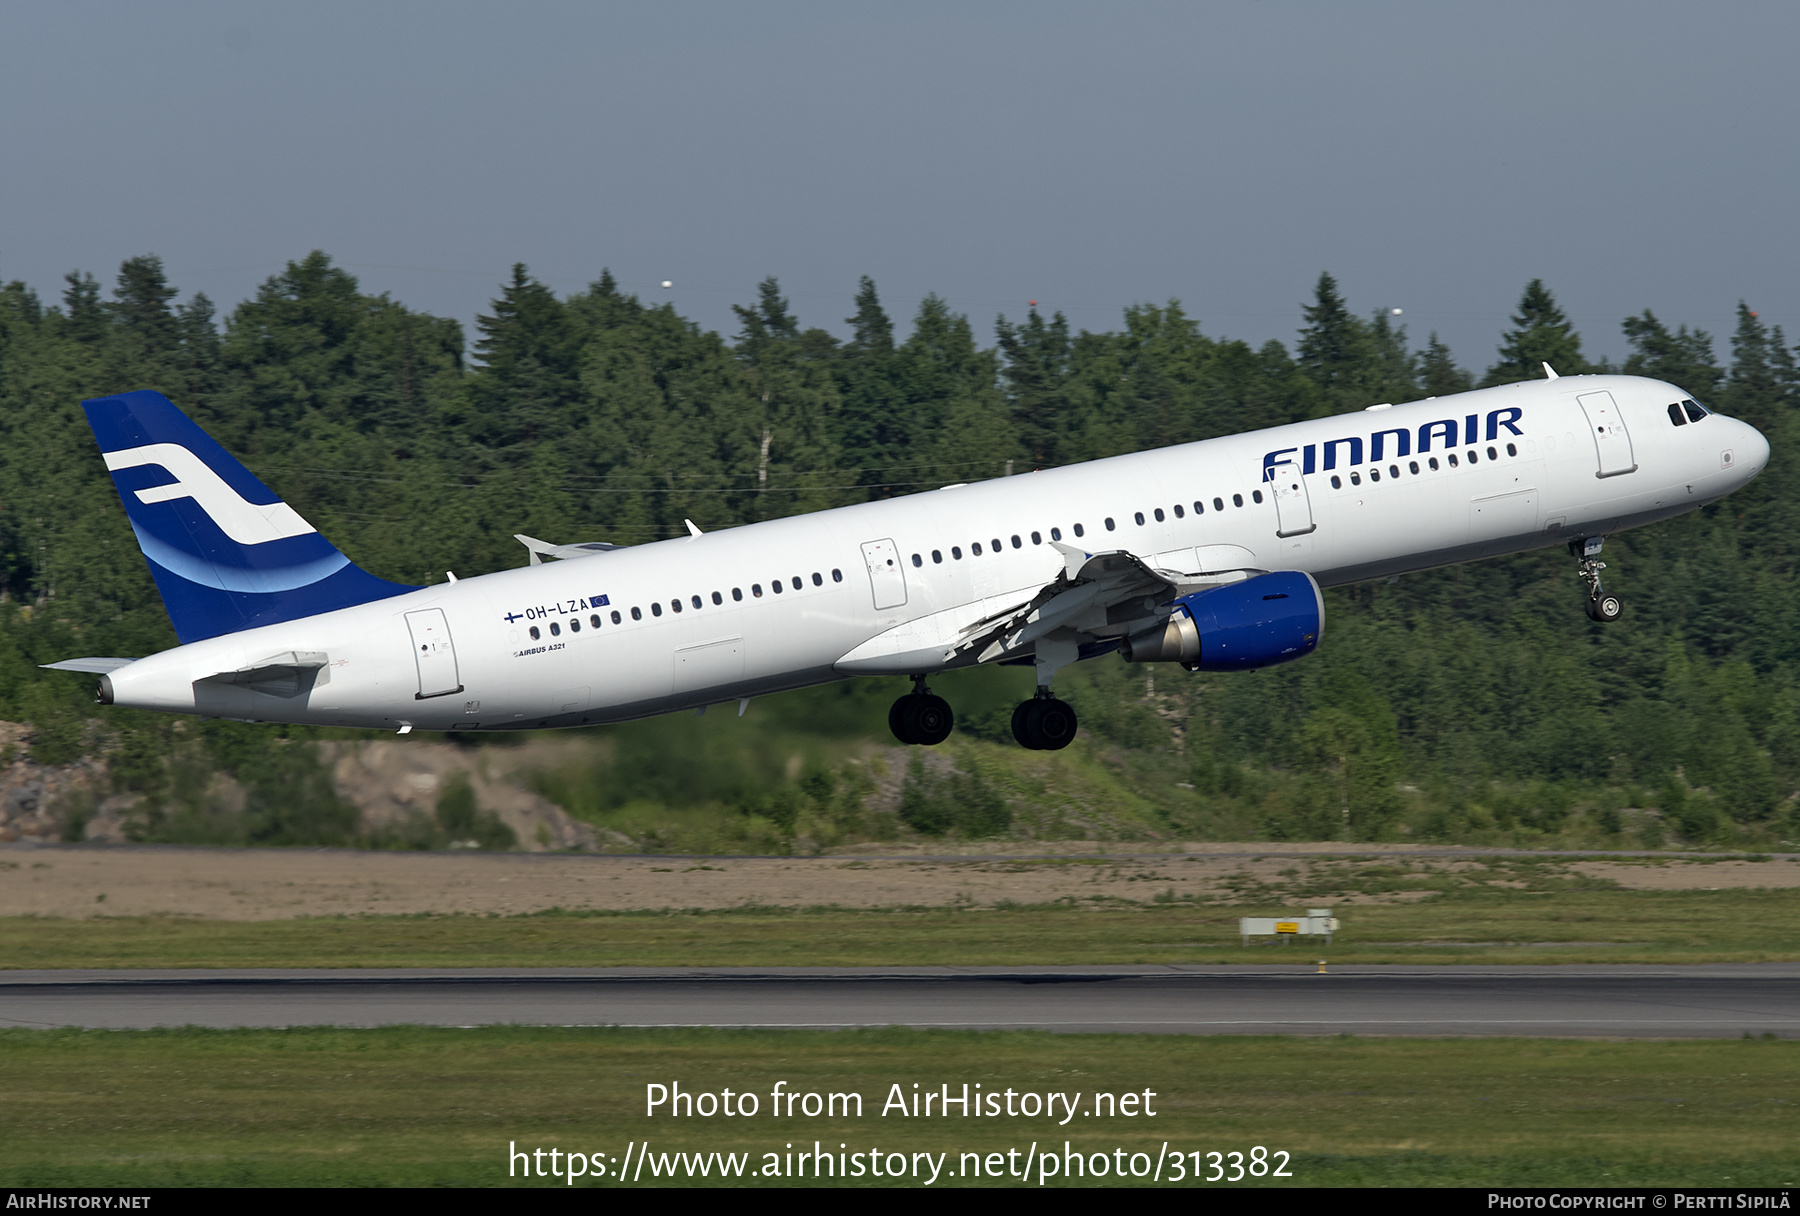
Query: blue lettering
1418,419,1457,452
1302,443,1316,475
1261,447,1299,482
1486,407,1524,440
1465,415,1478,448
1370,427,1411,460
1321,437,1363,470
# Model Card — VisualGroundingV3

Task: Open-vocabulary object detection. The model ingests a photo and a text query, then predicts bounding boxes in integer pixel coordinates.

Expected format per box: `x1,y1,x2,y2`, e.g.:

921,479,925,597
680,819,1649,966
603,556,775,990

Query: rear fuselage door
1577,391,1638,478
1269,461,1316,537
860,538,908,610
405,608,463,698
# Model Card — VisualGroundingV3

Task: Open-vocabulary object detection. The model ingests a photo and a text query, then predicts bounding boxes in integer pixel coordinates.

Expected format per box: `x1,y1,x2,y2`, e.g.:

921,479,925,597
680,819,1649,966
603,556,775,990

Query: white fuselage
102,376,1767,731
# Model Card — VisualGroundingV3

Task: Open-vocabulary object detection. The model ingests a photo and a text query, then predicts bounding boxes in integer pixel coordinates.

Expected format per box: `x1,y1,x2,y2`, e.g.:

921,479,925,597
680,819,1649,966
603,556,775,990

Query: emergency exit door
406,608,463,698
860,538,908,610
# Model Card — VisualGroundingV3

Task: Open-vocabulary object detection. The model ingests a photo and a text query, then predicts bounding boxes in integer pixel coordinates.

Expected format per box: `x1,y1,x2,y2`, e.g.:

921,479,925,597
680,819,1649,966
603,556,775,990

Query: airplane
49,367,1768,751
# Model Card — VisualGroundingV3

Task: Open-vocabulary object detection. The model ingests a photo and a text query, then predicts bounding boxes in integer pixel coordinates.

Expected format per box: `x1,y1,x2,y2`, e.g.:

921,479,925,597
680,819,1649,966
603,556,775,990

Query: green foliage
4,251,1799,850
897,754,1011,837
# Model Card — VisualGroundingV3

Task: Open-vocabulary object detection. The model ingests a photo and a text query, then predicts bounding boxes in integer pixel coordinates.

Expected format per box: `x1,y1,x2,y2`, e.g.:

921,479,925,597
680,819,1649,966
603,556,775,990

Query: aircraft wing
834,543,1264,676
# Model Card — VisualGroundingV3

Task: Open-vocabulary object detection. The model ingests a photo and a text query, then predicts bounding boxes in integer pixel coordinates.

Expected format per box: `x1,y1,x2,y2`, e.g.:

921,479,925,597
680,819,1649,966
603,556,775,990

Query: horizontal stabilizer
42,657,138,674
195,651,331,699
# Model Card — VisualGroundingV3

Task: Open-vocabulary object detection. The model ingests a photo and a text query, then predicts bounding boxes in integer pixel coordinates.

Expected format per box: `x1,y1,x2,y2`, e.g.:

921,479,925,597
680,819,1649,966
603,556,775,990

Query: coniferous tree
1621,310,1722,400
1483,279,1587,385
996,307,1070,465
60,272,105,344
1296,272,1372,413
1417,332,1473,397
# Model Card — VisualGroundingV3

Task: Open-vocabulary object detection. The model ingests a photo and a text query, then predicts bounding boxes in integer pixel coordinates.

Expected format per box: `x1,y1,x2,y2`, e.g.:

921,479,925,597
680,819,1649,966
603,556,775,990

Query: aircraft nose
1740,421,1771,477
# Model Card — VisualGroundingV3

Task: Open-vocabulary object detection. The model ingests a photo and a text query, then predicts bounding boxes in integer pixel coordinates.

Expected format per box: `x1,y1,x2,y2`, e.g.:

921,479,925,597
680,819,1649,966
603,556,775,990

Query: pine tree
60,272,105,344
1417,332,1473,397
1621,310,1722,400
996,307,1070,465
1295,272,1372,412
1483,279,1587,385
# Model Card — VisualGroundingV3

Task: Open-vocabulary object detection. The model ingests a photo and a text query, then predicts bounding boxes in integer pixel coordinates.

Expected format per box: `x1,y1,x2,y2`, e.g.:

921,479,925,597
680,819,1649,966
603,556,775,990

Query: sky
2,1,1796,375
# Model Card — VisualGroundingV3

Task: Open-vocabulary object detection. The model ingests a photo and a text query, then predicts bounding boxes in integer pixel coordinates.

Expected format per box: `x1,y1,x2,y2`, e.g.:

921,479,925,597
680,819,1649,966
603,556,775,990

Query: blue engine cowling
1119,570,1324,671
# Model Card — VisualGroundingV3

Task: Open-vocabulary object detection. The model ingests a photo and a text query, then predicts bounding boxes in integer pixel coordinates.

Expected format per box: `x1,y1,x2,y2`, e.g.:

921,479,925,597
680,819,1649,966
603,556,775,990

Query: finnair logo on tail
103,443,317,546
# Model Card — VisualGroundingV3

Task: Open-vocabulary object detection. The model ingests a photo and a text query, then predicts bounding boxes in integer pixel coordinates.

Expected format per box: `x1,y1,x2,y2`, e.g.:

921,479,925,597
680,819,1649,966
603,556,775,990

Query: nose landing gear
1574,537,1622,623
888,676,954,745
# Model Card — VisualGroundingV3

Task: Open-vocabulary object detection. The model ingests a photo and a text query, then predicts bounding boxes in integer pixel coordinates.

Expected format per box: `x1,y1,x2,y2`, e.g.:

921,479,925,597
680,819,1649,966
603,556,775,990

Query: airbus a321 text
50,368,1767,750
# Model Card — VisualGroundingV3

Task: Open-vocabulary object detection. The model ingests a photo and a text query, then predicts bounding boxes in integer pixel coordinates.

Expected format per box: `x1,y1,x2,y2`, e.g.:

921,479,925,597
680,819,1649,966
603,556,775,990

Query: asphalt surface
4,964,1798,1036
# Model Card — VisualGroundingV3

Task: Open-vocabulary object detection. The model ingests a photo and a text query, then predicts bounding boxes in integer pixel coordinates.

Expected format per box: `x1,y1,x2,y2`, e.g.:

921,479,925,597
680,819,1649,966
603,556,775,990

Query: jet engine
1119,570,1324,671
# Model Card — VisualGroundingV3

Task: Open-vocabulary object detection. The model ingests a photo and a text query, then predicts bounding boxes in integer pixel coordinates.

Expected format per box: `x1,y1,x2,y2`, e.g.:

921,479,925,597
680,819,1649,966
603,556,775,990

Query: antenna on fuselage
1542,362,1560,380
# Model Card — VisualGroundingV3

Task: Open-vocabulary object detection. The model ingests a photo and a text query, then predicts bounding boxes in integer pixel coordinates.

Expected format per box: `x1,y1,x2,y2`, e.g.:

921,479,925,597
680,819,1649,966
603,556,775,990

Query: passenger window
1193,501,1204,515
952,546,963,559
670,601,681,614
1350,473,1361,486
551,621,561,635
1409,461,1419,474
752,584,763,597
832,569,843,582
972,542,983,555
1030,531,1041,545
1467,450,1479,464
732,588,743,602
1448,454,1459,467
591,614,603,628
1050,527,1062,541
1153,508,1164,522
1073,523,1085,537
911,554,922,567
1252,490,1263,503
812,573,823,585
1390,465,1399,478
631,607,642,620
931,551,942,564
1487,446,1497,461
651,603,663,617
1104,518,1116,531
1173,504,1184,519
1369,469,1381,482
1506,443,1517,457
692,595,703,609
1683,400,1706,422
1010,535,1022,549
771,579,783,594
792,576,802,590
713,591,723,604
1134,512,1145,525
570,619,580,633
1213,498,1224,512
992,538,1002,551
1232,493,1244,507
1330,475,1342,489
529,625,540,640
1429,457,1440,471
611,610,623,624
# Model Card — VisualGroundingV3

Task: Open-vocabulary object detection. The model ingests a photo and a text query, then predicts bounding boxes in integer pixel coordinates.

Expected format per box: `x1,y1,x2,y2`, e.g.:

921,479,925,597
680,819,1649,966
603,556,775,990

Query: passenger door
405,609,462,698
1577,391,1638,478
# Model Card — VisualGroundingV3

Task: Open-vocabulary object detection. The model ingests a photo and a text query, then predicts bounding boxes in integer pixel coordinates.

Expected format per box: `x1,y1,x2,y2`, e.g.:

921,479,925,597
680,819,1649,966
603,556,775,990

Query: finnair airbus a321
51,368,1767,750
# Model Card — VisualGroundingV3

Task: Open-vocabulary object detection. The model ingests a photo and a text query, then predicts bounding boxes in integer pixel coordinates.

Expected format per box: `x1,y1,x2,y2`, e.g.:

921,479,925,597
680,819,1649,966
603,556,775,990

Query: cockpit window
1683,399,1707,423
1668,402,1688,427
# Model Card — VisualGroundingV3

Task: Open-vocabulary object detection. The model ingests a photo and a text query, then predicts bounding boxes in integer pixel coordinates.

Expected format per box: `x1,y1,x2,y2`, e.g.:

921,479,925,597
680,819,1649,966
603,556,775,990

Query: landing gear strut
889,675,954,745
1012,689,1079,751
1573,536,1622,623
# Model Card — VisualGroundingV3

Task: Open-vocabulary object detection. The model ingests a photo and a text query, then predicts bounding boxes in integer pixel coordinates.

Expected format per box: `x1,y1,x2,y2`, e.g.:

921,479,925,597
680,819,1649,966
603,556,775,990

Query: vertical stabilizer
83,390,416,643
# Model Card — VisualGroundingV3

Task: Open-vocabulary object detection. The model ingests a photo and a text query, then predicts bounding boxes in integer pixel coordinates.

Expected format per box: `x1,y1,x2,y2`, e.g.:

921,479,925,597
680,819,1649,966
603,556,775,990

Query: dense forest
0,253,1795,849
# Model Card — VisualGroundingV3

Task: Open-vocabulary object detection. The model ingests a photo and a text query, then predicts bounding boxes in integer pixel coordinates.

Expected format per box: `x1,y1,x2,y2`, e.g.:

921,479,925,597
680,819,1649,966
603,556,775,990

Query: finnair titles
51,369,1768,750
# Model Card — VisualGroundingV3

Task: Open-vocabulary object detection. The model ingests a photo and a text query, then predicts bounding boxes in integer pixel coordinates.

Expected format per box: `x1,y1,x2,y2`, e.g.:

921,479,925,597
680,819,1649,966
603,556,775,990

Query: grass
1,1026,1794,1187
3,885,1798,970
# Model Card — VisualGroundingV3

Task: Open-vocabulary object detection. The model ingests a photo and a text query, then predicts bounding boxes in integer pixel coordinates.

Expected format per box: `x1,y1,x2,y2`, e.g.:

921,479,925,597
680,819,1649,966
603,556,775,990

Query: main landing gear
1573,536,1623,623
889,676,954,745
1012,690,1079,751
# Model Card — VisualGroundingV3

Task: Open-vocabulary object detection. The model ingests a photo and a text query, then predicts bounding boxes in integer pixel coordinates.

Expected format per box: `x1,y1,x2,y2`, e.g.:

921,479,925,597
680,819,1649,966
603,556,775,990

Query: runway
3,964,1798,1036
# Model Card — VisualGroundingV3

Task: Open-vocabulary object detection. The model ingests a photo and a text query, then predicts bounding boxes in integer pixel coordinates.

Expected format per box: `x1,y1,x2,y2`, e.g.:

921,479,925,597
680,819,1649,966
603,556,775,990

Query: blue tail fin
84,390,417,644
